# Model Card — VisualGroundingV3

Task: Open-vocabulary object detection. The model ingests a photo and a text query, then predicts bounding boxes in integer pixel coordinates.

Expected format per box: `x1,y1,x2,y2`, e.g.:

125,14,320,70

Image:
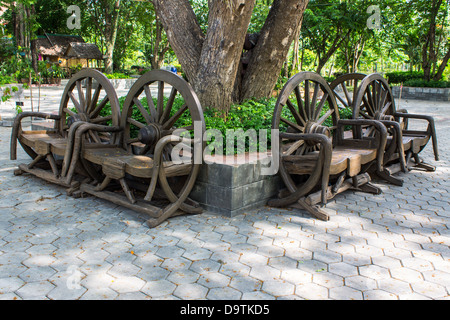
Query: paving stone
15,281,55,300
173,283,208,300
140,280,176,298
0,277,25,293
262,279,295,297
1,99,449,300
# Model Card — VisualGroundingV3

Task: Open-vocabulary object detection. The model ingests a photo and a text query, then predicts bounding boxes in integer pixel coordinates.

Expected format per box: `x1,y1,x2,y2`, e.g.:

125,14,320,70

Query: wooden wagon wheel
329,73,367,110
353,73,396,132
121,70,205,227
269,72,338,211
59,69,121,182
59,69,121,142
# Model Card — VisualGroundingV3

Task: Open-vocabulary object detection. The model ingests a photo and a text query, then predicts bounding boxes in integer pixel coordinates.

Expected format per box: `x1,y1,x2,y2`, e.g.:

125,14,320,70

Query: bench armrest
10,112,61,160
393,112,439,161
337,119,387,172
278,132,333,206
61,122,122,181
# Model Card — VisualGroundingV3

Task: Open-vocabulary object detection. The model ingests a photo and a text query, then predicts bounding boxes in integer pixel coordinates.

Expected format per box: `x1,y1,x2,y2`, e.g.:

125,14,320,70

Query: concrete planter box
189,154,282,217
391,86,450,101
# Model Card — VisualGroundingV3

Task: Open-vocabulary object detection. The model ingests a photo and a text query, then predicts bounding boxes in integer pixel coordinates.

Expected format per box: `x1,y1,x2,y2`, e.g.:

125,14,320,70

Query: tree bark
104,0,121,74
152,0,204,82
153,0,309,111
192,0,255,111
422,0,443,81
240,0,309,101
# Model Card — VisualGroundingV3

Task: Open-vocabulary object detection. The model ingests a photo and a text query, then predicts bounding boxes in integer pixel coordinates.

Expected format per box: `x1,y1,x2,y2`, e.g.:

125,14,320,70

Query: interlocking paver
0,99,449,300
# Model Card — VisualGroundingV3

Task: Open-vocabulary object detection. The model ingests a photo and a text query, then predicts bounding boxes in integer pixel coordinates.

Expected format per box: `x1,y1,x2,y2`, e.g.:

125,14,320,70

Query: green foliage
385,71,425,85
106,73,132,79
403,79,450,88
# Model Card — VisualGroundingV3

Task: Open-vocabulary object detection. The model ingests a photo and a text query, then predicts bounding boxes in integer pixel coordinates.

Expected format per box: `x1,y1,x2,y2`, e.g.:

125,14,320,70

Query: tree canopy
1,0,450,111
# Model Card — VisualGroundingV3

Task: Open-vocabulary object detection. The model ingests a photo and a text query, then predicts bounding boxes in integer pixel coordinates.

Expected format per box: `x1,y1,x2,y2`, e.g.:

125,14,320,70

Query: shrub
403,79,450,88
385,71,424,85
106,73,132,79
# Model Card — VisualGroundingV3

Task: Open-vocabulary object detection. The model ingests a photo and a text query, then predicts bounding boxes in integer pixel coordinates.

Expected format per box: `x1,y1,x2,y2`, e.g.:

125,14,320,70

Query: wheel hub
304,122,331,146
67,113,90,128
138,123,161,146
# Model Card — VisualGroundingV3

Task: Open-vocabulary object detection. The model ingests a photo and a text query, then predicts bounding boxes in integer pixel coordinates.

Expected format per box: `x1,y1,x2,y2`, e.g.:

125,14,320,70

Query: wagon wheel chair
11,69,121,192
73,70,205,227
267,72,387,221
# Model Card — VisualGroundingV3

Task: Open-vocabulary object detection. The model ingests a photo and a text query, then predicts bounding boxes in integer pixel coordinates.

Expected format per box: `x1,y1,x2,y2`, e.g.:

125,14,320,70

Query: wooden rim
121,69,205,206
329,73,367,110
272,71,338,195
59,69,121,144
353,73,396,121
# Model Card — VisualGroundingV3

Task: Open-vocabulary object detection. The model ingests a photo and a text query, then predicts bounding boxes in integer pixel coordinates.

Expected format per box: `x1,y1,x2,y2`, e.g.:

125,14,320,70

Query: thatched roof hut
64,42,103,60
33,34,104,70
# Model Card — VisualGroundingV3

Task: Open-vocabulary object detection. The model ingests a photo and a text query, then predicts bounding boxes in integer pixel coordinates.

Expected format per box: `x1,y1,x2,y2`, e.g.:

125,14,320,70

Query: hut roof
33,34,85,57
64,42,103,60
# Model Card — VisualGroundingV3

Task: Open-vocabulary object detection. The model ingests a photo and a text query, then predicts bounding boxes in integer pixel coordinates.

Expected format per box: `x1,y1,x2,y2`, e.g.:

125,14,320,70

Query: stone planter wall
189,154,282,217
391,86,450,101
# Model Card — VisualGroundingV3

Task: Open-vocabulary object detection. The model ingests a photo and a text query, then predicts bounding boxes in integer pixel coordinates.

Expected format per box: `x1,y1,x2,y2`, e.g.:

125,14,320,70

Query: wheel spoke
304,80,311,120
294,86,307,121
87,84,102,114
144,85,157,122
133,97,152,125
286,99,306,126
341,82,352,107
333,90,349,108
63,108,76,117
381,101,392,115
76,80,86,111
310,83,320,116
69,92,83,114
156,81,165,119
162,104,188,130
128,117,145,129
317,108,334,125
159,87,178,125
281,117,304,132
314,92,329,120
89,96,109,118
85,77,92,111
284,139,305,156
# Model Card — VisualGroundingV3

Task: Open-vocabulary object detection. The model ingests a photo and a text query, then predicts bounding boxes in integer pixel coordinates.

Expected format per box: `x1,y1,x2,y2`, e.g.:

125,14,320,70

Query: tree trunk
104,0,121,74
153,0,309,111
193,0,256,111
240,0,309,102
152,0,204,82
422,0,442,81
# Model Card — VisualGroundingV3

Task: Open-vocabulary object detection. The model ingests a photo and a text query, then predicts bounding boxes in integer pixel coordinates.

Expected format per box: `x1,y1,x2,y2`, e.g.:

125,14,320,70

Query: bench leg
409,155,436,172
289,199,330,221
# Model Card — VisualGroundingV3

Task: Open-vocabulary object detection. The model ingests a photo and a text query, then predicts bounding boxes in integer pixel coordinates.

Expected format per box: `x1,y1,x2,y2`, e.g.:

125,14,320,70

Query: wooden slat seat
82,148,192,178
19,131,67,156
284,147,377,176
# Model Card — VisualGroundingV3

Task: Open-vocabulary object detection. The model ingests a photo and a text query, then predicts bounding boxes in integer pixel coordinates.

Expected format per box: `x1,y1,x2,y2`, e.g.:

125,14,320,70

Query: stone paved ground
0,99,448,300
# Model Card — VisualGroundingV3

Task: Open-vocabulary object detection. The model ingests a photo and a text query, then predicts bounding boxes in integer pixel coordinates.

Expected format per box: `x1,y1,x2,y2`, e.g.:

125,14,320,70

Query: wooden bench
267,72,388,221
10,69,121,192
330,73,439,186
67,70,206,227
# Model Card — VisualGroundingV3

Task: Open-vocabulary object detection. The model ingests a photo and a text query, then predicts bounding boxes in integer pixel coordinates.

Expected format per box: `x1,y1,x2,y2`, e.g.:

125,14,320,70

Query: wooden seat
83,147,192,179
20,131,68,156
284,147,377,177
